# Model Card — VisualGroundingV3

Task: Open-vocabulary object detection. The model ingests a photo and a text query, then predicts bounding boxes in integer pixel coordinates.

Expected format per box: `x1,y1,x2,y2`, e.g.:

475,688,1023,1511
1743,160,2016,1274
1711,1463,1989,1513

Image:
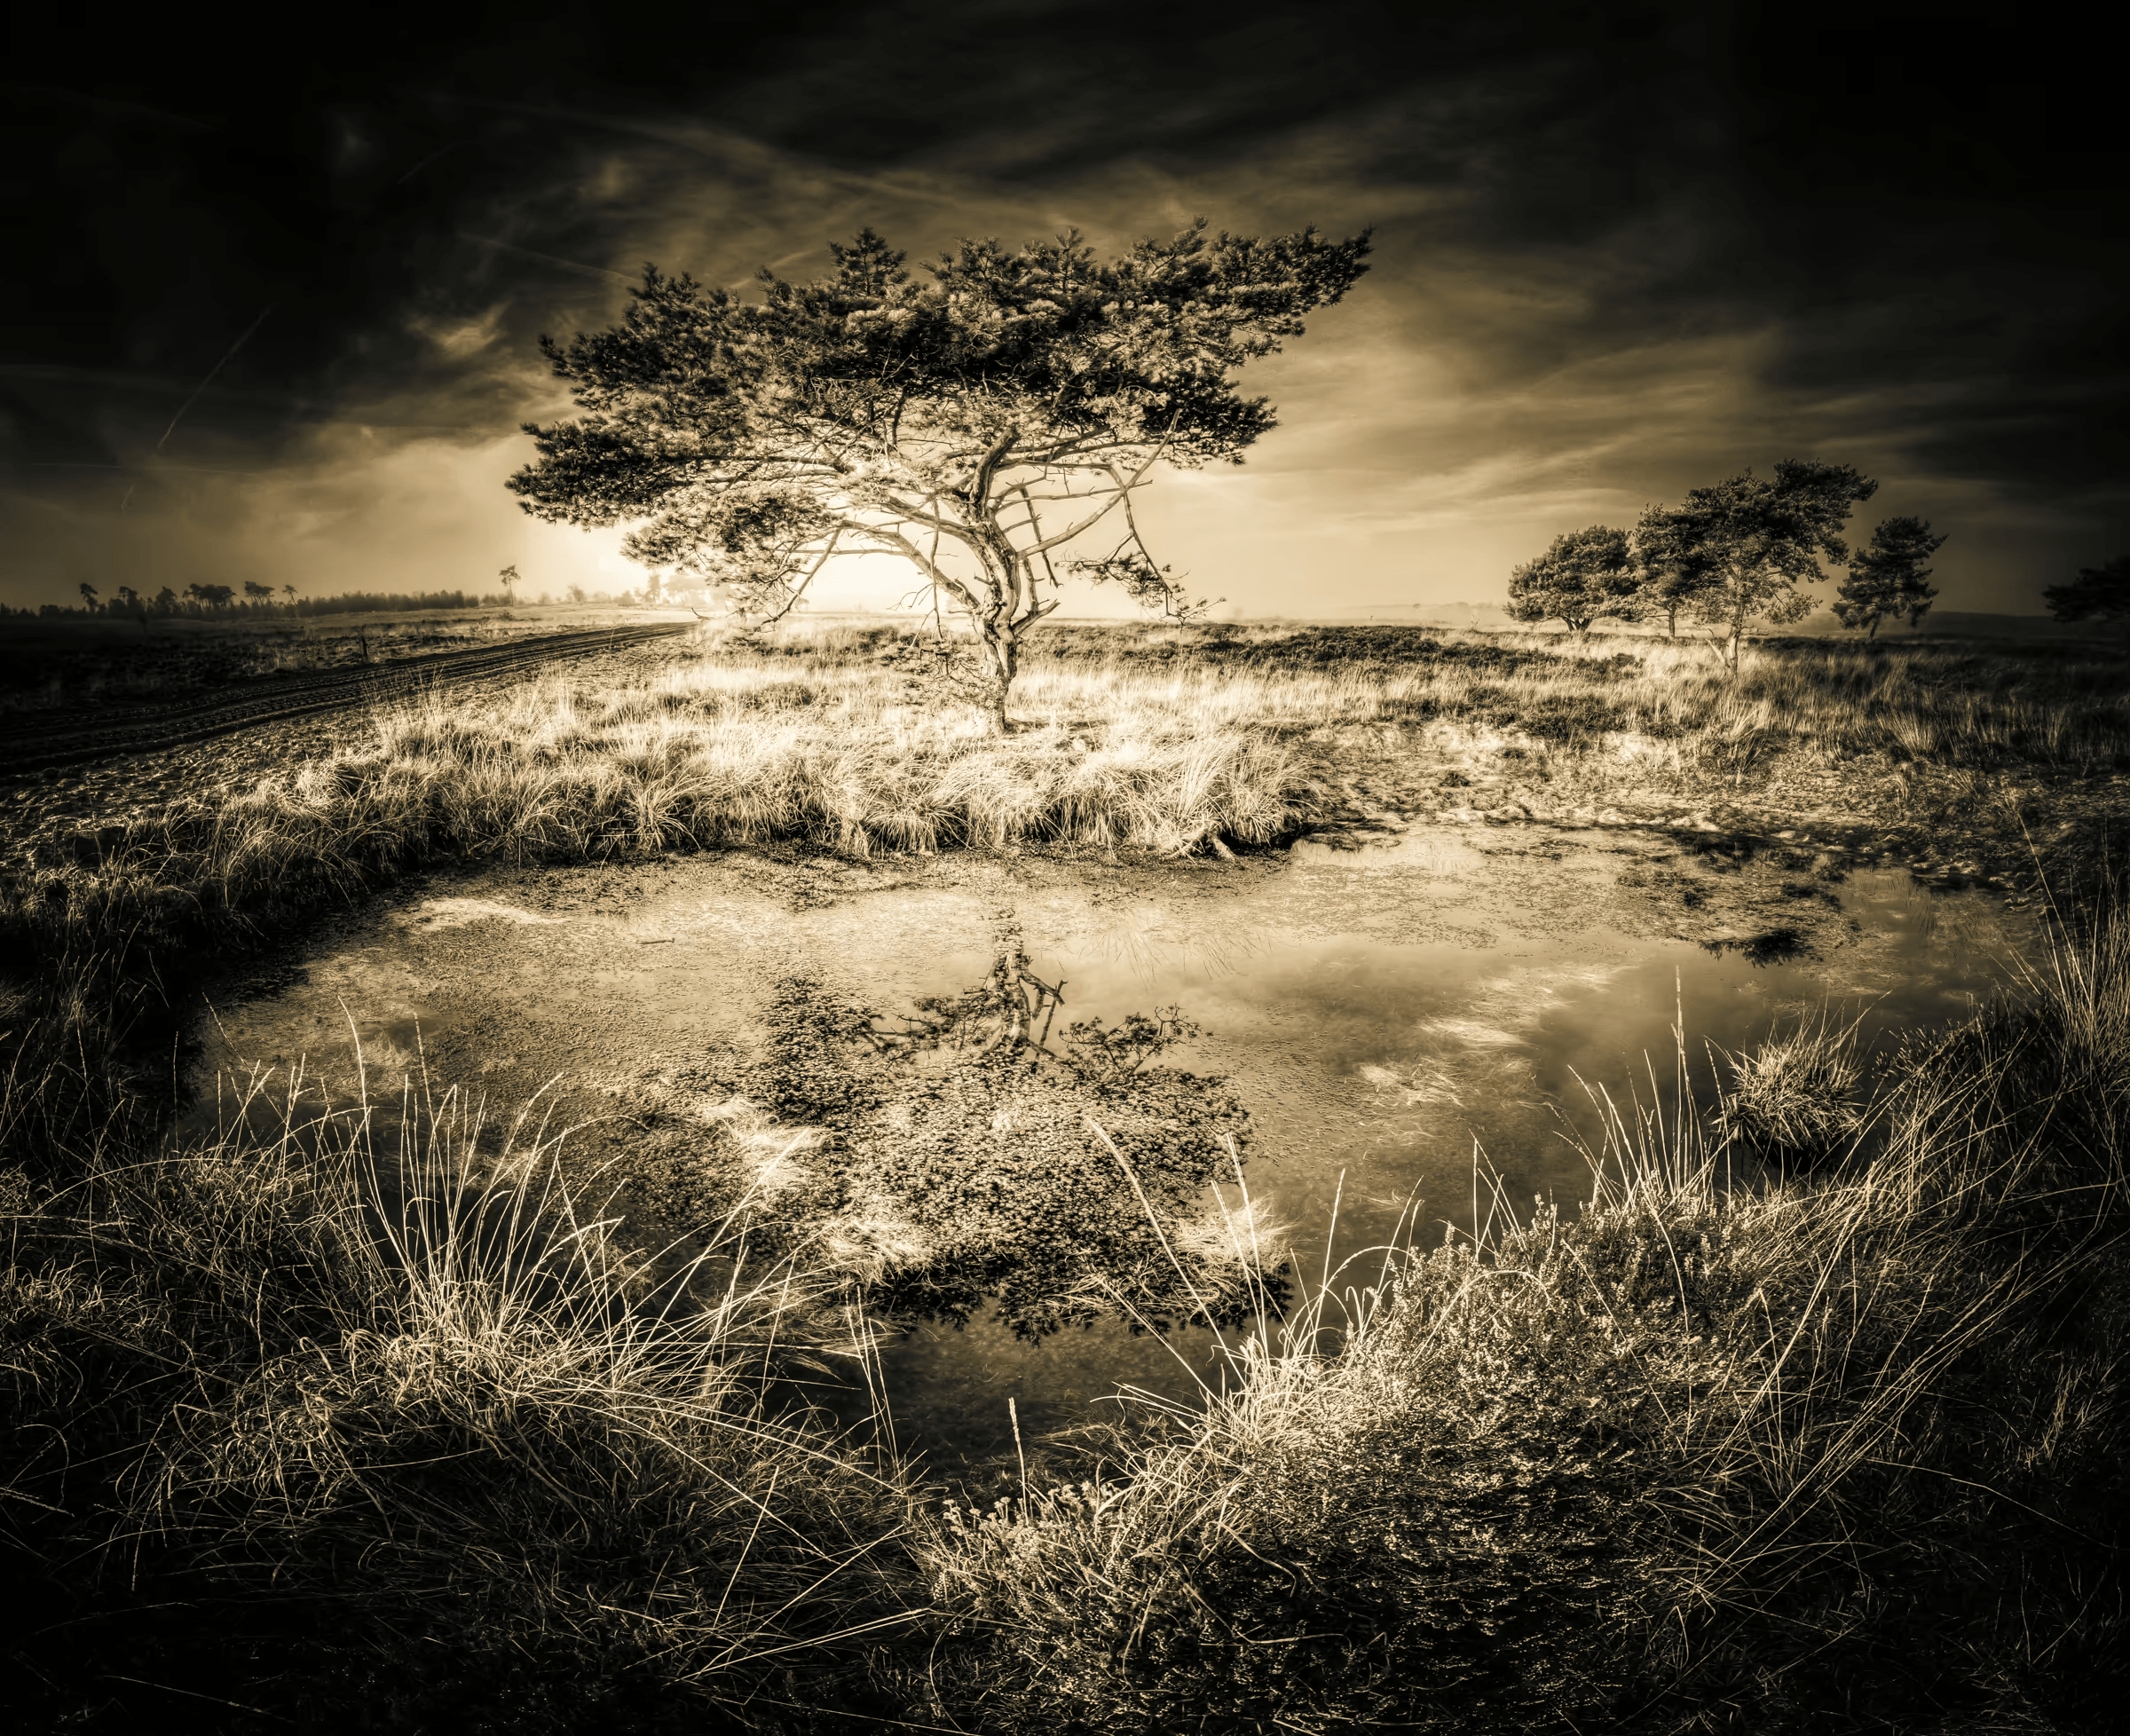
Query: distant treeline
277,589,515,618
4,586,637,622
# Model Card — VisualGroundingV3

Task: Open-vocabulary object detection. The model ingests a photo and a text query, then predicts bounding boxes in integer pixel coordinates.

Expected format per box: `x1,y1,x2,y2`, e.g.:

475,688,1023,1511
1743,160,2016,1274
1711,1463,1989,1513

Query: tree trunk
980,620,1019,734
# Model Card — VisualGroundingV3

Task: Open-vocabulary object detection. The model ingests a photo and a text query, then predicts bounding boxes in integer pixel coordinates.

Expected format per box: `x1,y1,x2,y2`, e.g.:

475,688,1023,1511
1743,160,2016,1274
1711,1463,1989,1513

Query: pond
186,824,2037,1480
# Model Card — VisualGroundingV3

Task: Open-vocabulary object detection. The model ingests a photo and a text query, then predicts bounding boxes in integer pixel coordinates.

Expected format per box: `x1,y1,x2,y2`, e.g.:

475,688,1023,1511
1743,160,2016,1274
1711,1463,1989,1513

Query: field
0,604,674,713
2,618,2126,1732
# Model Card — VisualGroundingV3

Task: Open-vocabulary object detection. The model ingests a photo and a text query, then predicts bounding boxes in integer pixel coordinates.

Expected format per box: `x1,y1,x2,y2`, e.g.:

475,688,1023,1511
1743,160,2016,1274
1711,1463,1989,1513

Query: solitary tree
1833,516,1947,638
1672,461,1879,671
508,220,1372,730
1505,525,1642,635
1629,504,1717,638
497,564,519,605
2043,556,2130,648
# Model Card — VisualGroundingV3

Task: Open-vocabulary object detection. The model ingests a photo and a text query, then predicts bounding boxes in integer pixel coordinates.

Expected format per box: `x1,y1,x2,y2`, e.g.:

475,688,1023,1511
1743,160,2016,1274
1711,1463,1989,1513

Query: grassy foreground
4,908,2123,1731
2,619,2126,1730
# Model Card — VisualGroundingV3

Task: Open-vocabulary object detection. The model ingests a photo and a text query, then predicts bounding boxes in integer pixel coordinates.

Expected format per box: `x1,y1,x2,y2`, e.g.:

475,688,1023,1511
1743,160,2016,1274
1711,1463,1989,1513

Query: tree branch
746,525,846,628
1023,418,1178,555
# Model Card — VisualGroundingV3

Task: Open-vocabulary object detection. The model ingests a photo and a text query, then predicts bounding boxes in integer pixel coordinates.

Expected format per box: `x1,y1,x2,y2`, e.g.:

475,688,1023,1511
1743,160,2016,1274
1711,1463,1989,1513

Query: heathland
2,617,2125,1732
0,603,658,714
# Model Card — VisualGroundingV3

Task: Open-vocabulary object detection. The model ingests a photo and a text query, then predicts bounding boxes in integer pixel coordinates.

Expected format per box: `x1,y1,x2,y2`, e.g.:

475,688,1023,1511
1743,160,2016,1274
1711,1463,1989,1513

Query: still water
189,828,2036,1479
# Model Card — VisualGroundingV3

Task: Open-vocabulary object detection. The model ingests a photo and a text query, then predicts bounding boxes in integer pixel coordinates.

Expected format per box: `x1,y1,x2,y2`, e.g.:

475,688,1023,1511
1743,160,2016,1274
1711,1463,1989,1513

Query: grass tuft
3,1061,926,1726
1711,1006,1872,1157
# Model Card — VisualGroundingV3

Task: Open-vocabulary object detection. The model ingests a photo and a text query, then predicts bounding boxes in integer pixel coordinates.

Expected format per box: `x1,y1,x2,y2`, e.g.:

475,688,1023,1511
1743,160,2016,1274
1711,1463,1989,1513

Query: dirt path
0,621,692,777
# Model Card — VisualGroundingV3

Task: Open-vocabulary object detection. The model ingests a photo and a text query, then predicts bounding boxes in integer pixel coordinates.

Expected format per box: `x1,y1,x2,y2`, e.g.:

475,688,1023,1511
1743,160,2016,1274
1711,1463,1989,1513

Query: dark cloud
1,0,2120,612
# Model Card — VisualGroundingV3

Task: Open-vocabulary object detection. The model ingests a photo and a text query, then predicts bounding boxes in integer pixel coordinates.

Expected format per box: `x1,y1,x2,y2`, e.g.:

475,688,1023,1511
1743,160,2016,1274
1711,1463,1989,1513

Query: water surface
189,828,2036,1479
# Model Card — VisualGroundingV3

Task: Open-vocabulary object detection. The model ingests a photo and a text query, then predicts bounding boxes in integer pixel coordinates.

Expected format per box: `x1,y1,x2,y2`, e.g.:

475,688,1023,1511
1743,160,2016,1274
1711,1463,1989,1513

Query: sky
3,0,2121,619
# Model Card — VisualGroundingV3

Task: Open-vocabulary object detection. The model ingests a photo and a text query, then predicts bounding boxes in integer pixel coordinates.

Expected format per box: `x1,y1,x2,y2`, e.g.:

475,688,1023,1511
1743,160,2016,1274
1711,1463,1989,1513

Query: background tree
1504,525,1641,636
241,580,274,605
1629,504,1716,638
2042,556,2130,648
186,581,234,612
281,584,297,609
1672,461,1879,671
509,220,1372,730
151,587,178,615
1833,516,1947,639
77,581,98,612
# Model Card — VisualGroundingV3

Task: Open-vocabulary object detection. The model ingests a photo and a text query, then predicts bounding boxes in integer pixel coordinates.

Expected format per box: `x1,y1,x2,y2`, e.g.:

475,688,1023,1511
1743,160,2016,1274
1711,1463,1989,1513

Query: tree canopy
1504,525,1641,635
1834,516,1947,638
509,220,1372,727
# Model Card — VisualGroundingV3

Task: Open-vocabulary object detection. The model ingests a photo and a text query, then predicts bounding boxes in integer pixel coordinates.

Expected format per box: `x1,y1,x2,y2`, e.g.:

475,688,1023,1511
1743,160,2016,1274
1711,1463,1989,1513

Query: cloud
408,303,511,359
4,0,2122,614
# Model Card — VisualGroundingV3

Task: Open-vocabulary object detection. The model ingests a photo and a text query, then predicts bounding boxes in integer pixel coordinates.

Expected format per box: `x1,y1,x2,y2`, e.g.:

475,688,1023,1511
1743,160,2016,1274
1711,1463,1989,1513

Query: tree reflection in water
624,933,1291,1340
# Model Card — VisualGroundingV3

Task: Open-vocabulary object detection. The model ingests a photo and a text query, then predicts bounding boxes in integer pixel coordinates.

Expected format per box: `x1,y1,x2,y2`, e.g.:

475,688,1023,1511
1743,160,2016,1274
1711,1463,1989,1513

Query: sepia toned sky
3,1,2121,618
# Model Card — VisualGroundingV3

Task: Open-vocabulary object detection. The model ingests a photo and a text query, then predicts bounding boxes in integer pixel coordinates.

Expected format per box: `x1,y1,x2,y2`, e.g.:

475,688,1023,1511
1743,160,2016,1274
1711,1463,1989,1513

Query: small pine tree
1629,505,1717,638
2042,556,2130,649
1504,525,1641,635
509,220,1372,731
1673,461,1878,672
1833,517,1946,638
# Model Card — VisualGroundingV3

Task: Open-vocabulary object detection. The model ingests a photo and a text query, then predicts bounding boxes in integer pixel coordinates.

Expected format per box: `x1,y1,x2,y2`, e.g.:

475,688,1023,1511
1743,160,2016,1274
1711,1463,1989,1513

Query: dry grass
1,1060,927,1725
1176,622,2130,771
1711,1006,1872,1156
11,621,2125,1022
357,646,1307,858
4,907,2125,1730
